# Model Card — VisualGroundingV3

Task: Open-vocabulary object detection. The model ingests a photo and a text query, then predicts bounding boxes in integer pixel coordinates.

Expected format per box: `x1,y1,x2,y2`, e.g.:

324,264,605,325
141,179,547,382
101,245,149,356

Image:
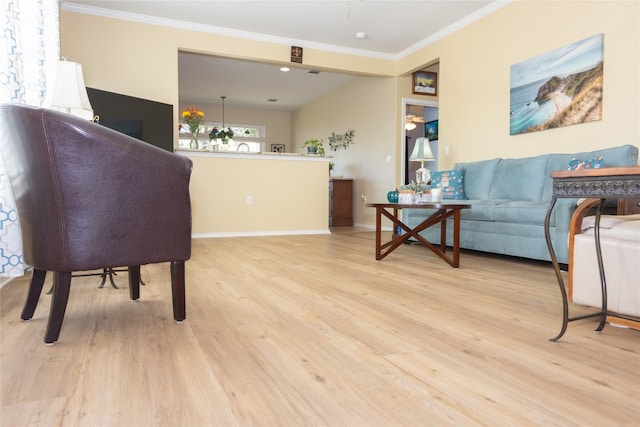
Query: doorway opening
402,97,439,185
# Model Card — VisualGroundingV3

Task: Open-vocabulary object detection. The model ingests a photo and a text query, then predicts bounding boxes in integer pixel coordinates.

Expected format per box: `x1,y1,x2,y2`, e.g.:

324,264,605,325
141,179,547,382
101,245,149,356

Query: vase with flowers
181,106,204,149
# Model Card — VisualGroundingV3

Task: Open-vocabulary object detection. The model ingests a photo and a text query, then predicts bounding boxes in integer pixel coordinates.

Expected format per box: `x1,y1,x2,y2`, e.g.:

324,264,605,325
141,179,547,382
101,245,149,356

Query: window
178,122,267,151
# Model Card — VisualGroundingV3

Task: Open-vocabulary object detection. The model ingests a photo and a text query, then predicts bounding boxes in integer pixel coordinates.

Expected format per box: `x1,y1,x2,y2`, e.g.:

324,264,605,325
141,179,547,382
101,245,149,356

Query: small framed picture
412,71,437,96
291,46,303,64
425,120,439,140
271,144,285,153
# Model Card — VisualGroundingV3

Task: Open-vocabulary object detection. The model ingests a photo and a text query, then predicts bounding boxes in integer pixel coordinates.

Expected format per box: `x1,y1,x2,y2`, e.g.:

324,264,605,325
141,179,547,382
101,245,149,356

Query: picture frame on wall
425,120,439,140
412,71,437,96
271,143,285,153
509,33,603,135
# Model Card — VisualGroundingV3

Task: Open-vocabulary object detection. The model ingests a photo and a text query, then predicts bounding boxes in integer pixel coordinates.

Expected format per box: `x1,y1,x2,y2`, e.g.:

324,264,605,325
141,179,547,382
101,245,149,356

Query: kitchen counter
177,150,330,237
177,149,330,161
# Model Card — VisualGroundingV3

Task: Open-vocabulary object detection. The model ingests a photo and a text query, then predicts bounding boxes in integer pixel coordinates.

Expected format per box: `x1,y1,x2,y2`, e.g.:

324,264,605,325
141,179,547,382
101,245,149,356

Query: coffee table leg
440,213,447,254
392,208,400,239
368,205,467,267
452,208,461,268
396,207,460,267
375,207,382,260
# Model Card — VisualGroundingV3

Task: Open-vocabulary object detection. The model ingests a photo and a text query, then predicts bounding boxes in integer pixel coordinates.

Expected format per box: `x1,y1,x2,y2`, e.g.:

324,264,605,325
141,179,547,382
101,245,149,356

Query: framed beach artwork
509,33,603,136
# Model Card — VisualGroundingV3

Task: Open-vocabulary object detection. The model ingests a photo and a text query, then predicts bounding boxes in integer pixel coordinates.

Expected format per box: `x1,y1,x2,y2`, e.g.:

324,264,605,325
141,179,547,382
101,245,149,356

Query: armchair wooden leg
44,272,72,344
170,261,186,322
21,268,47,321
128,266,141,301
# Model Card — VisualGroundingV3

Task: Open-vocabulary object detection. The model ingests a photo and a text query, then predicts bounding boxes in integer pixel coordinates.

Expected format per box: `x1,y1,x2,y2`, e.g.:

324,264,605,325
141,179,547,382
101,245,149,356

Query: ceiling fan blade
405,114,424,123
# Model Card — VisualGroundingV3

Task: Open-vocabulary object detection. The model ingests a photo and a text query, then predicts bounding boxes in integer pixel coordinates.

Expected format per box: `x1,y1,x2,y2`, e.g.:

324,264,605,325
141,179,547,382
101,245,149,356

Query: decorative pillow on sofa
430,167,466,200
567,156,604,170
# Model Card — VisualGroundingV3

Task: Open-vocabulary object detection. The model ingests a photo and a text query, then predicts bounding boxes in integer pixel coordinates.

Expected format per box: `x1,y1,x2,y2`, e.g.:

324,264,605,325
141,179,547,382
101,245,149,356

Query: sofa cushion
492,200,550,226
455,158,501,199
430,167,466,200
459,199,509,221
489,155,548,201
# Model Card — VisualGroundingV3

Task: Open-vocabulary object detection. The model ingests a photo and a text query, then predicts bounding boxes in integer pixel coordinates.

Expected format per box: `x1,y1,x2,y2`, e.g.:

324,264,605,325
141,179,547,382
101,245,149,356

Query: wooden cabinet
329,178,353,226
618,197,640,214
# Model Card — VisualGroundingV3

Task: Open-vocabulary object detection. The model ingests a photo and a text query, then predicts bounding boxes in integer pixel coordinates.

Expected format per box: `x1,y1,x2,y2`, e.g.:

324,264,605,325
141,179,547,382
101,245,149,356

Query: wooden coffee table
367,202,471,267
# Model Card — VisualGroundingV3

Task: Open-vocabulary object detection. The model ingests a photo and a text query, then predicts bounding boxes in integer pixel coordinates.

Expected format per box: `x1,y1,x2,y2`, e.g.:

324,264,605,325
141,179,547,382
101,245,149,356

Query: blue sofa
402,145,638,264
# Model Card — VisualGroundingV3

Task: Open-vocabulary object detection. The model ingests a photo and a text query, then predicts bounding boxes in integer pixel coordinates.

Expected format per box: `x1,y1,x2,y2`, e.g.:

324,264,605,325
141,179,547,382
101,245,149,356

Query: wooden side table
545,166,640,341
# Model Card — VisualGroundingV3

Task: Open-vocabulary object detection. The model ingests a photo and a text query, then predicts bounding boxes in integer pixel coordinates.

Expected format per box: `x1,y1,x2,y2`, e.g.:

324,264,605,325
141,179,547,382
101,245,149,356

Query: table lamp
44,59,95,121
409,137,435,184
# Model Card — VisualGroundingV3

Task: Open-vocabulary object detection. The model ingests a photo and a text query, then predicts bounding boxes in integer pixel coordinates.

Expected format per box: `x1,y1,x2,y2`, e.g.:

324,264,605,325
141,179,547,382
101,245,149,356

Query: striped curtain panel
0,0,59,277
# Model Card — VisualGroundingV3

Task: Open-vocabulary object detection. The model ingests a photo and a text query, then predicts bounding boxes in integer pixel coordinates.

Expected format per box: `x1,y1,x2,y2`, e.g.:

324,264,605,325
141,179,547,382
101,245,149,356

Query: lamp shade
44,60,94,121
409,137,435,161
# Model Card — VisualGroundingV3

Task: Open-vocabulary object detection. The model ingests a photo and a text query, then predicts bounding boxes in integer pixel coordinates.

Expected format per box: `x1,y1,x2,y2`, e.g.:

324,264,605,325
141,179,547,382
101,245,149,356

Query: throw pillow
567,156,604,170
430,167,466,200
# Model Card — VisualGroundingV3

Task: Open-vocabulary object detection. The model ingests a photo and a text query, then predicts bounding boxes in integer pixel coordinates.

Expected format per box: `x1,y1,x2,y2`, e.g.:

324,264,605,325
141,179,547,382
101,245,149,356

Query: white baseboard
352,222,393,232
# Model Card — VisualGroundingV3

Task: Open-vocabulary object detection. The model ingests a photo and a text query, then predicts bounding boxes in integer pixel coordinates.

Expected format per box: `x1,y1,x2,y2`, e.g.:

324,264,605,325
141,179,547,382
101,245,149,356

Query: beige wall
397,0,639,168
292,76,398,226
61,0,639,230
60,11,396,124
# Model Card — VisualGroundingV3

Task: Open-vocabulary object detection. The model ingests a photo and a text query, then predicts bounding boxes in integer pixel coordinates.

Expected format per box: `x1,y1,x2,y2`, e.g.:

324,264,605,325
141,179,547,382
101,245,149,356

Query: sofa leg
170,261,186,322
44,272,72,344
21,268,46,320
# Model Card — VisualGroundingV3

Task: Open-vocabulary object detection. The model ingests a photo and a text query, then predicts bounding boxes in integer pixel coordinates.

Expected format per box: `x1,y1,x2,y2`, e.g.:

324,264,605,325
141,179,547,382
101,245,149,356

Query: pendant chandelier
209,95,234,144
221,95,226,127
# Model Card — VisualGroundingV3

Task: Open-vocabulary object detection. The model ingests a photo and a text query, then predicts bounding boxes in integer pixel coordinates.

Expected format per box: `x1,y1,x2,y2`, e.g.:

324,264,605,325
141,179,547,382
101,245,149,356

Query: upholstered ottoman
571,214,640,323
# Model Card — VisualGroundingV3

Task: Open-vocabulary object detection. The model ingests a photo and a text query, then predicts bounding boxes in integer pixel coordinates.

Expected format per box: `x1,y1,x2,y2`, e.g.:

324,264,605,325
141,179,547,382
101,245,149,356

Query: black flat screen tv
87,87,173,152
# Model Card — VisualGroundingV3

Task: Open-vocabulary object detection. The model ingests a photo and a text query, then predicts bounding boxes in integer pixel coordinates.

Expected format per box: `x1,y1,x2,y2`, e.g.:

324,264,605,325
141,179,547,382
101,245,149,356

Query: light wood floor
1,229,638,426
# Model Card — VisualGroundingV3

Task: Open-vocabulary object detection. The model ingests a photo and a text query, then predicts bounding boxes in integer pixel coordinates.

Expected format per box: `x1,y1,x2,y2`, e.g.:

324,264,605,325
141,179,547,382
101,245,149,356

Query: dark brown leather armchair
0,103,192,344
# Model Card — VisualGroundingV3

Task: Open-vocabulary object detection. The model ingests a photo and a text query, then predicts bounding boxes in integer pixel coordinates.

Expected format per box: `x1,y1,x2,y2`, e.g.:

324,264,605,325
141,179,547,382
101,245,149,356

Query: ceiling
62,1,505,111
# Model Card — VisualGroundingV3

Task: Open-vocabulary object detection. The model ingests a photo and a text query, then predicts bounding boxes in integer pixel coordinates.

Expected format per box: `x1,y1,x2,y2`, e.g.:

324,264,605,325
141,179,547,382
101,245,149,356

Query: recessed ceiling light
280,67,290,72
356,32,367,39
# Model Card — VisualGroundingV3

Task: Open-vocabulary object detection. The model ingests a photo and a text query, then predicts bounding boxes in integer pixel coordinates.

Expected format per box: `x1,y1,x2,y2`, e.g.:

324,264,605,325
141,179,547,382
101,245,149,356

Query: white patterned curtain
0,157,23,277
0,0,59,277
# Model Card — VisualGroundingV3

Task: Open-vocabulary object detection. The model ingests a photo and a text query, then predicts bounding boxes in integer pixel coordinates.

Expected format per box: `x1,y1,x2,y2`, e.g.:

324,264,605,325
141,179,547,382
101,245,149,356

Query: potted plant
328,129,355,151
303,138,325,156
398,180,427,204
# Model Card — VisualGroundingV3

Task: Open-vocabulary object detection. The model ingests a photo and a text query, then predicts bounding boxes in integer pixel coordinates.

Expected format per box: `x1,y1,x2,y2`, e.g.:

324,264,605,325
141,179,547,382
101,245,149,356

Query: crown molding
61,2,397,61
62,1,512,62
397,0,512,59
